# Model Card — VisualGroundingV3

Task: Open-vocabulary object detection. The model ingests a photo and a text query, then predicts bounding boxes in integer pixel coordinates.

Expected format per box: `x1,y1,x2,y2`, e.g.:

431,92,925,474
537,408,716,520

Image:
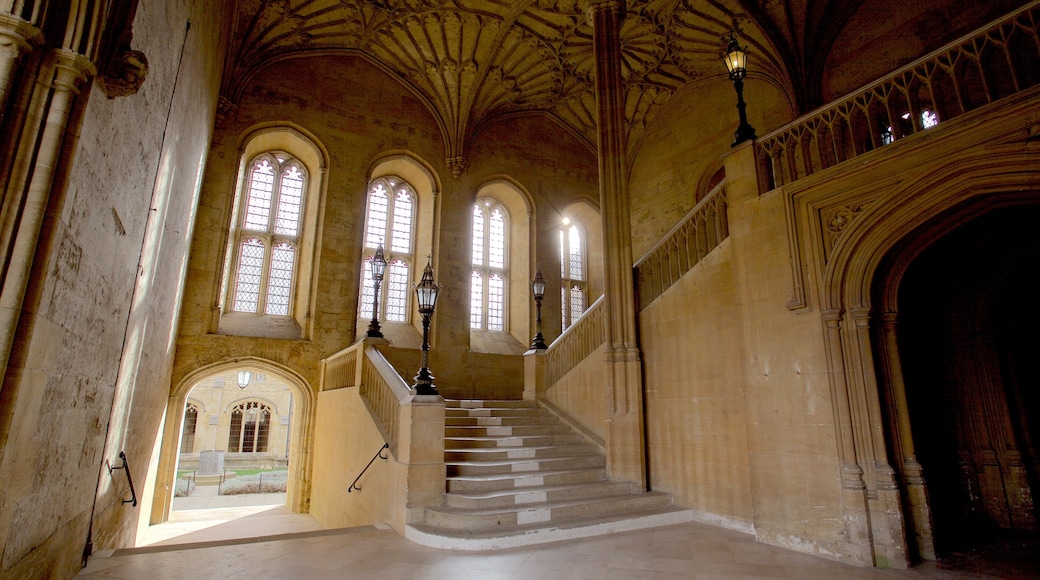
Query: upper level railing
319,340,410,454
758,1,1040,189
544,295,605,387
634,184,728,311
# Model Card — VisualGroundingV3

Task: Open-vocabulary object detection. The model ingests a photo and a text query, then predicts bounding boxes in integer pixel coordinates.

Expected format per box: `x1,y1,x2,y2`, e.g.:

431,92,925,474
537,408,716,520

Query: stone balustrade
757,1,1040,189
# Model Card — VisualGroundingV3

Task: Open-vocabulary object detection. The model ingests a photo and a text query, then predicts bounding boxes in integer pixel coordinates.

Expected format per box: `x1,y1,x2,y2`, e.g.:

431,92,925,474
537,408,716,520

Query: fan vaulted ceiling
217,0,957,173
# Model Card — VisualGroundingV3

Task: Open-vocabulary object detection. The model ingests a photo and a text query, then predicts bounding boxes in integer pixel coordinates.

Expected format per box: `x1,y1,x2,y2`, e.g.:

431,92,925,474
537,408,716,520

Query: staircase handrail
757,1,1040,189
319,341,362,392
634,184,729,311
544,295,605,388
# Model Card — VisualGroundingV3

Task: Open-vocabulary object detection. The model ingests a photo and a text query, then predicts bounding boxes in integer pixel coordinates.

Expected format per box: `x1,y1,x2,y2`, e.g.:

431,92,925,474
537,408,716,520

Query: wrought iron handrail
634,184,729,311
757,1,1040,189
544,296,605,388
348,443,389,493
106,451,137,507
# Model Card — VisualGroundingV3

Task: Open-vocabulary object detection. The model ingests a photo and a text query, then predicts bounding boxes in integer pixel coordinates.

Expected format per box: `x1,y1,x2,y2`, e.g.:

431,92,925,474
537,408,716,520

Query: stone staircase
406,400,692,550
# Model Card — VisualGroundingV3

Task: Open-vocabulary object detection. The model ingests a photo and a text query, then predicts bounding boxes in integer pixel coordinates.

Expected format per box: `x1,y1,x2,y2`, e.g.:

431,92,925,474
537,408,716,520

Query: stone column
880,312,935,560
0,49,95,387
585,0,646,489
0,14,42,129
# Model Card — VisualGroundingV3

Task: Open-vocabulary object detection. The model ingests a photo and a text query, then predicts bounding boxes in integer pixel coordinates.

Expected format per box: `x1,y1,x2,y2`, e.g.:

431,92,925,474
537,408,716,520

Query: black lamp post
413,258,440,396
530,268,547,350
366,244,387,338
723,32,757,147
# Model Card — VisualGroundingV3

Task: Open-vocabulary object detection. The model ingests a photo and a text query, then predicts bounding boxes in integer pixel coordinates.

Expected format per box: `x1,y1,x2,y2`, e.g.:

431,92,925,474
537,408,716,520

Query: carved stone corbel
97,48,148,98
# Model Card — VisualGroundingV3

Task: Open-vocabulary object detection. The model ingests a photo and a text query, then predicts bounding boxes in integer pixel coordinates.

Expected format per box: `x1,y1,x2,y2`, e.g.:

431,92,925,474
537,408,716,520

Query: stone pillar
880,312,936,560
0,14,42,129
394,394,446,532
585,0,646,490
523,348,546,401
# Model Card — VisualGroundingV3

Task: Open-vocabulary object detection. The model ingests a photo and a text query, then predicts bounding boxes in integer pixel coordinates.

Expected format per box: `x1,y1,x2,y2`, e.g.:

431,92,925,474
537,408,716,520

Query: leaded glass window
472,199,508,331
227,401,271,453
561,221,587,330
359,177,417,322
229,153,306,316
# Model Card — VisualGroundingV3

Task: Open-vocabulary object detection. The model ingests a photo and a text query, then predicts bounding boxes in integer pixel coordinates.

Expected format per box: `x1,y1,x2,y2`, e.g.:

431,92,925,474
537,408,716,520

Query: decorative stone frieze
97,48,148,98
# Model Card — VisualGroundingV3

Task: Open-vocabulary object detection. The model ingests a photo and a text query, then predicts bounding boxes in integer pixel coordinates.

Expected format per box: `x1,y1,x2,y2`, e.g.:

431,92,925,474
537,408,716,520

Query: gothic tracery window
561,220,586,330
227,401,272,453
180,402,198,454
471,199,508,331
229,153,305,316
359,177,416,323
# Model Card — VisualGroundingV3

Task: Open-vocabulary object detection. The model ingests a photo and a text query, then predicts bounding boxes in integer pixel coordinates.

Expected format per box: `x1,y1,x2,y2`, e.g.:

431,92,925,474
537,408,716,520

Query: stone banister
757,0,1040,189
544,296,606,388
634,184,729,311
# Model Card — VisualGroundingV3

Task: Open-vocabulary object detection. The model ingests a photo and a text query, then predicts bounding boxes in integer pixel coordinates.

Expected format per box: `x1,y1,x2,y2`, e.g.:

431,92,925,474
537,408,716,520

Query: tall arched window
227,401,272,453
472,199,508,331
229,153,305,316
561,219,586,330
180,402,199,454
359,177,417,323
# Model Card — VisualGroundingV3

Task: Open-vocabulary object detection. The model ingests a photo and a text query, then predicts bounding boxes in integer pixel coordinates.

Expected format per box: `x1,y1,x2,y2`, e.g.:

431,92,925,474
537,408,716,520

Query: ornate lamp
237,370,252,389
530,268,547,350
413,258,440,396
723,32,757,147
366,244,387,338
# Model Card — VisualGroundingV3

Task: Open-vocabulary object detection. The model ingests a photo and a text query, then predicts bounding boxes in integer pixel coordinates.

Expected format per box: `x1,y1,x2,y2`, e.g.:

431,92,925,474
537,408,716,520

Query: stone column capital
0,13,43,56
583,0,625,25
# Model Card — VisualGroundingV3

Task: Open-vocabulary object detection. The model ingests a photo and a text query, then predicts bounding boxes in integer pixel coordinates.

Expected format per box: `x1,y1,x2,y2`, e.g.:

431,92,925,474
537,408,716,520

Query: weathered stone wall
0,1,228,577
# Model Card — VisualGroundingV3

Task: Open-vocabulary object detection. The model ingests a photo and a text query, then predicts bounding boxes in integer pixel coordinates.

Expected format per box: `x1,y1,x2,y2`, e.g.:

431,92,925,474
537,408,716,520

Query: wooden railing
544,296,605,387
758,1,1040,188
634,185,728,311
319,341,410,455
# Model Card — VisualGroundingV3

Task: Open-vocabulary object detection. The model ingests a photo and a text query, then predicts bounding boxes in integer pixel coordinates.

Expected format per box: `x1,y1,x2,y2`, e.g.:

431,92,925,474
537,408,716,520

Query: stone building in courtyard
0,0,1038,578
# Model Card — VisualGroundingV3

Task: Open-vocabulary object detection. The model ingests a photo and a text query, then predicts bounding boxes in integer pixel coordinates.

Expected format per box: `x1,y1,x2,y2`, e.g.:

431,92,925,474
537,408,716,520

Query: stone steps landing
406,400,692,550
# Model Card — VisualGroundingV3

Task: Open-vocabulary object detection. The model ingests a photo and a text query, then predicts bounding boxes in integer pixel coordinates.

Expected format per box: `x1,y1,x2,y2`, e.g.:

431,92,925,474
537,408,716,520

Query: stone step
443,480,634,510
407,505,694,551
444,424,571,438
446,467,608,493
445,415,559,427
422,491,676,531
446,407,548,418
446,400,536,409
444,443,598,462
445,434,586,449
447,454,605,477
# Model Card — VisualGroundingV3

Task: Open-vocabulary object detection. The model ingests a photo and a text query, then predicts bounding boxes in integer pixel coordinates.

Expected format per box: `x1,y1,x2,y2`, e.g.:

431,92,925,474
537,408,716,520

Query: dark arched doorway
883,205,1040,563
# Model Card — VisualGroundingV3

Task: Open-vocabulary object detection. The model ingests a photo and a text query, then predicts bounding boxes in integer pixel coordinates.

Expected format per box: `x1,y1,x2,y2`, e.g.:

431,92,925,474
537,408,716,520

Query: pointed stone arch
147,357,315,527
813,147,1040,564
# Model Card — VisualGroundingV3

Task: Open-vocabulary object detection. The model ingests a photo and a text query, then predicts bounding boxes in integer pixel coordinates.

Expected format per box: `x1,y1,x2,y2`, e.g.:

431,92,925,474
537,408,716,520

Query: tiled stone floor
78,503,1038,579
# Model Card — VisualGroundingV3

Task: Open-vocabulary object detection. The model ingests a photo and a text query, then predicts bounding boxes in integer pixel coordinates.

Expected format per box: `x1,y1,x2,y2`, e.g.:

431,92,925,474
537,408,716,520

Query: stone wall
0,1,228,577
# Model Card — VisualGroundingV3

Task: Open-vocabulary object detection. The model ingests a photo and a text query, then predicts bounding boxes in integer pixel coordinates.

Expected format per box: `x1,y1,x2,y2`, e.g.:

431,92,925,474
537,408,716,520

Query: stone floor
77,503,1038,579
170,482,286,511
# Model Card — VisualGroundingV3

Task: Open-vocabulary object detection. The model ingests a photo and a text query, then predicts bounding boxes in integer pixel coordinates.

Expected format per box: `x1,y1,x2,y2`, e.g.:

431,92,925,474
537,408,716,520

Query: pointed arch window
359,177,416,323
472,199,508,331
180,402,199,454
227,401,272,453
561,221,587,330
229,154,305,316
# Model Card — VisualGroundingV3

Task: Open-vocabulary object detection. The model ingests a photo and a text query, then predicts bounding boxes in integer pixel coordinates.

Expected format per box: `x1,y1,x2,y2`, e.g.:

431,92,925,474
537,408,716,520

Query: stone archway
871,205,1040,560
812,148,1040,566
147,357,315,528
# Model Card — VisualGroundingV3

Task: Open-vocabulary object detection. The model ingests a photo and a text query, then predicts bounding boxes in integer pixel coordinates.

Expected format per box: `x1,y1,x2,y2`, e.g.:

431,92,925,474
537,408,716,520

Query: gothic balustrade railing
757,1,1040,189
318,342,360,391
544,296,605,388
634,184,729,311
